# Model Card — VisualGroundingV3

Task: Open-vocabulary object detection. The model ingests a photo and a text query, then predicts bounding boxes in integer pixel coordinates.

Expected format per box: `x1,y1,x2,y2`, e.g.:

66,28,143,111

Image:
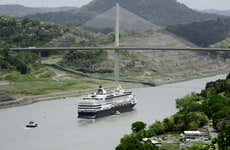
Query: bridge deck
10,47,230,52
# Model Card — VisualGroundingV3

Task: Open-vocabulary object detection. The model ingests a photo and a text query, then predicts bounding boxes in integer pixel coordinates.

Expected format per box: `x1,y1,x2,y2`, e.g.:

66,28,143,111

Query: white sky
0,0,229,10
177,0,230,10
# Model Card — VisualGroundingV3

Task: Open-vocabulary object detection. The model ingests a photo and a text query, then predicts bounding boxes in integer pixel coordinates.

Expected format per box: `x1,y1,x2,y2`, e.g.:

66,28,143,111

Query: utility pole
114,3,120,82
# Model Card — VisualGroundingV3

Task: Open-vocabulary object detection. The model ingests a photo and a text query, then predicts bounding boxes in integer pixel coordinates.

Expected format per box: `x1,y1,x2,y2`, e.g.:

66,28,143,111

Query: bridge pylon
114,3,120,82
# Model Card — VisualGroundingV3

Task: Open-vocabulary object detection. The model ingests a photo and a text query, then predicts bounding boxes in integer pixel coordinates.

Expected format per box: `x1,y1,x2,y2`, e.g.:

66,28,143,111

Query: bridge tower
114,3,120,82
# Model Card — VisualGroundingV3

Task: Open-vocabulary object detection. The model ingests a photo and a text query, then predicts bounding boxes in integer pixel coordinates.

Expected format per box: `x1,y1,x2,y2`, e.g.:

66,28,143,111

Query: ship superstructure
78,85,137,119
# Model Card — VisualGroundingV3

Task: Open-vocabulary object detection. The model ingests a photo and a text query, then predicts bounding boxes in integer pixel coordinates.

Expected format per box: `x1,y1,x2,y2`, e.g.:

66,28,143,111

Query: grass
3,78,109,95
0,66,112,97
159,143,180,150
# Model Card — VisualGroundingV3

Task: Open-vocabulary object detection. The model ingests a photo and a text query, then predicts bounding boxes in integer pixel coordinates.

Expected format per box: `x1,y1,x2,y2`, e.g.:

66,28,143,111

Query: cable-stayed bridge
7,4,230,82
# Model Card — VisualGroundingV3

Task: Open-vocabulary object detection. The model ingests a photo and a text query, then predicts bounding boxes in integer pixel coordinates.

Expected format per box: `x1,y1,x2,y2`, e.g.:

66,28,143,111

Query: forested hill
167,17,230,47
0,16,68,74
0,16,114,74
0,5,77,17
25,0,217,26
0,16,67,48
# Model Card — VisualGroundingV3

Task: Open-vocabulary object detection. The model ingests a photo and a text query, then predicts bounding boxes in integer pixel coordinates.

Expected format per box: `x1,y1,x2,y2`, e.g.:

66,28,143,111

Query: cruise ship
78,85,137,119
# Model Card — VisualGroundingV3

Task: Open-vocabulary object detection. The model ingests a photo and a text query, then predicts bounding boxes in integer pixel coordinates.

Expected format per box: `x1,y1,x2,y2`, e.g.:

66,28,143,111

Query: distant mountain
167,17,230,47
25,9,83,25
203,9,230,17
0,4,78,17
25,0,217,26
83,6,161,32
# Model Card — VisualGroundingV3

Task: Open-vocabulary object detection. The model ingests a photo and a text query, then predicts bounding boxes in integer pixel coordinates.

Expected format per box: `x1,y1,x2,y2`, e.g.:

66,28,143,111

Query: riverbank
155,69,229,86
0,63,229,109
0,70,228,109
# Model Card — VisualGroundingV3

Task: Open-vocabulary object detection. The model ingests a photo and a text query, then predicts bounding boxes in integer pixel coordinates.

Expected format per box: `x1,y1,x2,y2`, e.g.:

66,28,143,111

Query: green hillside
0,16,116,75
0,16,114,98
0,16,67,74
0,16,66,48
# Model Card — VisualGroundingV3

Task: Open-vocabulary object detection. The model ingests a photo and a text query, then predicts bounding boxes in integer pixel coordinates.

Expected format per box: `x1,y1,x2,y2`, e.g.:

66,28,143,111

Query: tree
176,93,202,113
149,121,166,135
202,95,227,119
132,121,146,133
142,142,159,150
116,134,159,150
0,58,10,70
186,112,209,130
0,47,10,70
16,61,29,74
63,50,107,72
227,73,230,80
217,127,230,150
163,118,175,132
116,135,143,150
212,107,230,131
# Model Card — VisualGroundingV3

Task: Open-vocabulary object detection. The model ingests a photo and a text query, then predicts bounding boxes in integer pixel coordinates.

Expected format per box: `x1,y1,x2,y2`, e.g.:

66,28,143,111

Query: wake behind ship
78,85,137,119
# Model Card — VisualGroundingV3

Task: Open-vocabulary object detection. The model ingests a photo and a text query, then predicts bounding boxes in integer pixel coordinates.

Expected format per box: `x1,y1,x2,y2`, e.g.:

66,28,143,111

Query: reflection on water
0,74,226,150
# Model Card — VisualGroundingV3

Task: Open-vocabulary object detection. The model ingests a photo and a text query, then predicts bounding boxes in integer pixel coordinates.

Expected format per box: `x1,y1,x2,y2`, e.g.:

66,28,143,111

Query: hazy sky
178,0,230,10
0,0,92,8
0,0,229,10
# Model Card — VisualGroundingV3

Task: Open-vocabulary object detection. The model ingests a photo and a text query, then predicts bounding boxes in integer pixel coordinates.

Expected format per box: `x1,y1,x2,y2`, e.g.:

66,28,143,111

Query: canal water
0,75,226,150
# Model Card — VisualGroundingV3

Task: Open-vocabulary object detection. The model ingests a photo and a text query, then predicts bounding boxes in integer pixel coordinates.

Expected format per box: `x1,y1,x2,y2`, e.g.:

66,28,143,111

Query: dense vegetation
0,16,66,47
167,17,230,47
0,16,114,74
0,16,114,95
25,0,216,26
116,74,230,150
0,16,66,74
0,48,37,74
59,32,114,73
62,50,110,73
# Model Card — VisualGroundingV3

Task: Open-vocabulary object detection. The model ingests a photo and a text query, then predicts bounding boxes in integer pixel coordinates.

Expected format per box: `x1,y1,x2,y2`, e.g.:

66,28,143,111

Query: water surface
0,75,226,150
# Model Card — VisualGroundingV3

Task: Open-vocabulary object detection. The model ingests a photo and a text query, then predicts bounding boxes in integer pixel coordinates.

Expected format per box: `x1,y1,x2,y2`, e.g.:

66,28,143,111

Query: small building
142,138,162,146
183,130,210,146
150,139,161,146
184,131,202,140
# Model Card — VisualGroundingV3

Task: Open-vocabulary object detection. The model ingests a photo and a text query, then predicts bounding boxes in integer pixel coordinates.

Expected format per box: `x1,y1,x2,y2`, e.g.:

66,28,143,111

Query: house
142,138,162,146
183,130,210,146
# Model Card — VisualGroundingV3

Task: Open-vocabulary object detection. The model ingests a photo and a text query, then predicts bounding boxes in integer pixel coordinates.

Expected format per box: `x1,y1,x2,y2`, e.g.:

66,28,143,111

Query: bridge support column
114,3,120,82
114,49,120,82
